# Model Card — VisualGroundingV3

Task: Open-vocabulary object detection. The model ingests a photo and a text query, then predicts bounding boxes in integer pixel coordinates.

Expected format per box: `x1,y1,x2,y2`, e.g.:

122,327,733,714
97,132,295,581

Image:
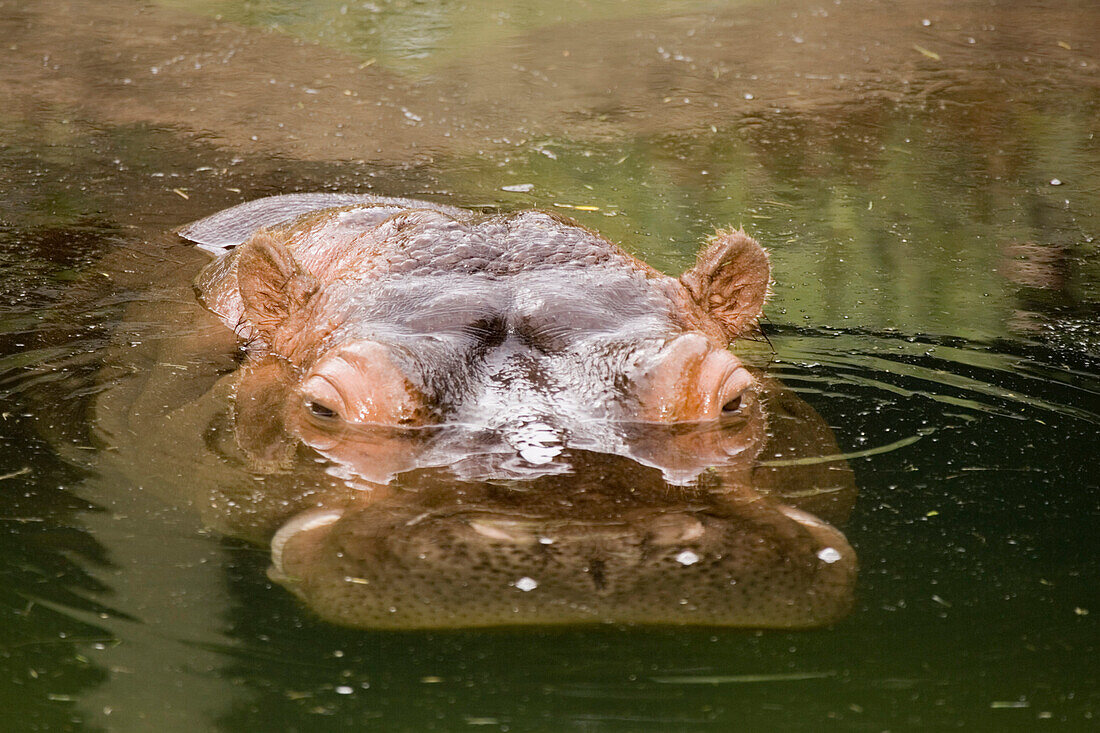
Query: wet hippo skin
99,193,856,629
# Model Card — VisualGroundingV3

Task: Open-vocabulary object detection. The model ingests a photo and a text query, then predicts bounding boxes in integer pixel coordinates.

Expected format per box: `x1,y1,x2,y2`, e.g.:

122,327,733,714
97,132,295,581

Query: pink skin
298,340,426,426
631,333,755,423
206,205,774,483
277,334,762,487
294,334,755,428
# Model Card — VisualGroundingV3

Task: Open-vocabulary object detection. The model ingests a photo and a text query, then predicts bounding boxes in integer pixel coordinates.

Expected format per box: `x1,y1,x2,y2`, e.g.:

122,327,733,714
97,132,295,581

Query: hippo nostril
270,509,344,579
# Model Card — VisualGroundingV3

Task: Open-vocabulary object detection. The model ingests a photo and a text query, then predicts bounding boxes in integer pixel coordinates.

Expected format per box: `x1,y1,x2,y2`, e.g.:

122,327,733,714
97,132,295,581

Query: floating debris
913,45,941,61
553,203,600,211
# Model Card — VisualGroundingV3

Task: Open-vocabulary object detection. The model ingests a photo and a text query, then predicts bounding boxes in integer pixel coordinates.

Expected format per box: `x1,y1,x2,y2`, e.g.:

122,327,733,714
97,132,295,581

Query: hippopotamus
93,193,856,629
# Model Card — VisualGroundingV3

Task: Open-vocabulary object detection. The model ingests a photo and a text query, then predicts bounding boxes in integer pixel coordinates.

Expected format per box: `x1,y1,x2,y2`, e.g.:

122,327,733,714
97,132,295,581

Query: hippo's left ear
237,231,319,342
679,229,770,342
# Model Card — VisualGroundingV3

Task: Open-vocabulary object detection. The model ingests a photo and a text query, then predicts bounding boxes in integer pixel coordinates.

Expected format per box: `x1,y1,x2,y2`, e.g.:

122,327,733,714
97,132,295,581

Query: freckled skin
166,194,856,629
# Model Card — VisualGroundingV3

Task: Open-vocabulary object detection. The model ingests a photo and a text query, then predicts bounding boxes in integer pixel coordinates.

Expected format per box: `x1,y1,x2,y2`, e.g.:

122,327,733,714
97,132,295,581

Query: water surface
1,0,1097,729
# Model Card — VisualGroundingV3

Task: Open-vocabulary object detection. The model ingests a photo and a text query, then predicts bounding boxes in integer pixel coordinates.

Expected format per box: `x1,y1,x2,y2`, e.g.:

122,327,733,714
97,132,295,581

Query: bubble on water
335,686,353,695
502,183,534,193
514,576,538,592
817,547,842,564
675,550,700,566
1049,178,1063,186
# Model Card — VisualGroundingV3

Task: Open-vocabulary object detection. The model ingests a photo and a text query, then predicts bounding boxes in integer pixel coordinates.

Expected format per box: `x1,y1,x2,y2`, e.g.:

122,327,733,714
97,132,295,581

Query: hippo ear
679,229,770,342
236,231,319,341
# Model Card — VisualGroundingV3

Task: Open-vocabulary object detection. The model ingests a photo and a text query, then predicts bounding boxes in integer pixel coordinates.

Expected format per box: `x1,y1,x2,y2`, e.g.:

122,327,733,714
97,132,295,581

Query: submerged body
95,193,856,629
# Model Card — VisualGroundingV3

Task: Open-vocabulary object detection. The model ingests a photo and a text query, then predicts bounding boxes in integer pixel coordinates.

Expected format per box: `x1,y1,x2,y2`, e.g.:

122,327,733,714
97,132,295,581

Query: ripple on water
765,326,1099,424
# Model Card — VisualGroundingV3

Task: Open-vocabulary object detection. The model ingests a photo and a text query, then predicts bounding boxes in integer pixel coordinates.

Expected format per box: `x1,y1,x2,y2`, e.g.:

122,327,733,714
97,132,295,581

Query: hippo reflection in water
98,193,856,629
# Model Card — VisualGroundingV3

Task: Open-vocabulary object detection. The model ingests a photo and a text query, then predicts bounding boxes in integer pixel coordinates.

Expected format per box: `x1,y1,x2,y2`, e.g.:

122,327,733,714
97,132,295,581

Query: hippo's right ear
679,229,770,342
236,231,319,342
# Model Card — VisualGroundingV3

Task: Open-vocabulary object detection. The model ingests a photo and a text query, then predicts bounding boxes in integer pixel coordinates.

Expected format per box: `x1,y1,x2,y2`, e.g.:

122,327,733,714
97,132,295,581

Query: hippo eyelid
307,400,339,419
721,395,742,414
301,373,349,421
716,363,753,416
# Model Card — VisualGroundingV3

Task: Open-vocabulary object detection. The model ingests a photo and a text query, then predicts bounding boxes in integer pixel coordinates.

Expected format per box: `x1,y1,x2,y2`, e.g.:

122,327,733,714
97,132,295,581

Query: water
1,0,1097,729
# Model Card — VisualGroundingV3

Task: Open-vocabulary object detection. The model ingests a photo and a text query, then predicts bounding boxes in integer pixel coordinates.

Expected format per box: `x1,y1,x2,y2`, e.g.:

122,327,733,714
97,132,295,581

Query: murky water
1,0,1097,729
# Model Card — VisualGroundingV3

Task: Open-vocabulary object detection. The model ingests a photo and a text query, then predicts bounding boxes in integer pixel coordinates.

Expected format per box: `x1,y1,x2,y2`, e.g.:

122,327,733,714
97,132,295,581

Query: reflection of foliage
0,131,137,729
155,0,732,75
0,426,112,732
435,95,1099,346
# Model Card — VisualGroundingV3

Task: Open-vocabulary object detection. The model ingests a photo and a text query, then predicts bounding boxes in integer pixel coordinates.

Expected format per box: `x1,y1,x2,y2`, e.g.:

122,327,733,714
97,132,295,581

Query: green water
1,0,1097,729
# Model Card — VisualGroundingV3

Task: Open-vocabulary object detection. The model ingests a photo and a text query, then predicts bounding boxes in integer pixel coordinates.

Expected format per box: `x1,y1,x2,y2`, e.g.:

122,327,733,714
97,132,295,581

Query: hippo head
195,198,770,485
178,194,854,629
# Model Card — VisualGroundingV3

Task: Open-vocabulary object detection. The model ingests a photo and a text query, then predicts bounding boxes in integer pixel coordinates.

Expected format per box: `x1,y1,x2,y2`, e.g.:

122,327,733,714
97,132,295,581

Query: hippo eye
307,400,339,420
721,395,742,414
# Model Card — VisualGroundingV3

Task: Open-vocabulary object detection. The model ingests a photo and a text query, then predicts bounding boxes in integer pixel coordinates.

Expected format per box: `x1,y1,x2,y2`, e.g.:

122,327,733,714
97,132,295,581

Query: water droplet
817,547,842,564
514,576,538,592
1049,178,1063,186
675,550,700,566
